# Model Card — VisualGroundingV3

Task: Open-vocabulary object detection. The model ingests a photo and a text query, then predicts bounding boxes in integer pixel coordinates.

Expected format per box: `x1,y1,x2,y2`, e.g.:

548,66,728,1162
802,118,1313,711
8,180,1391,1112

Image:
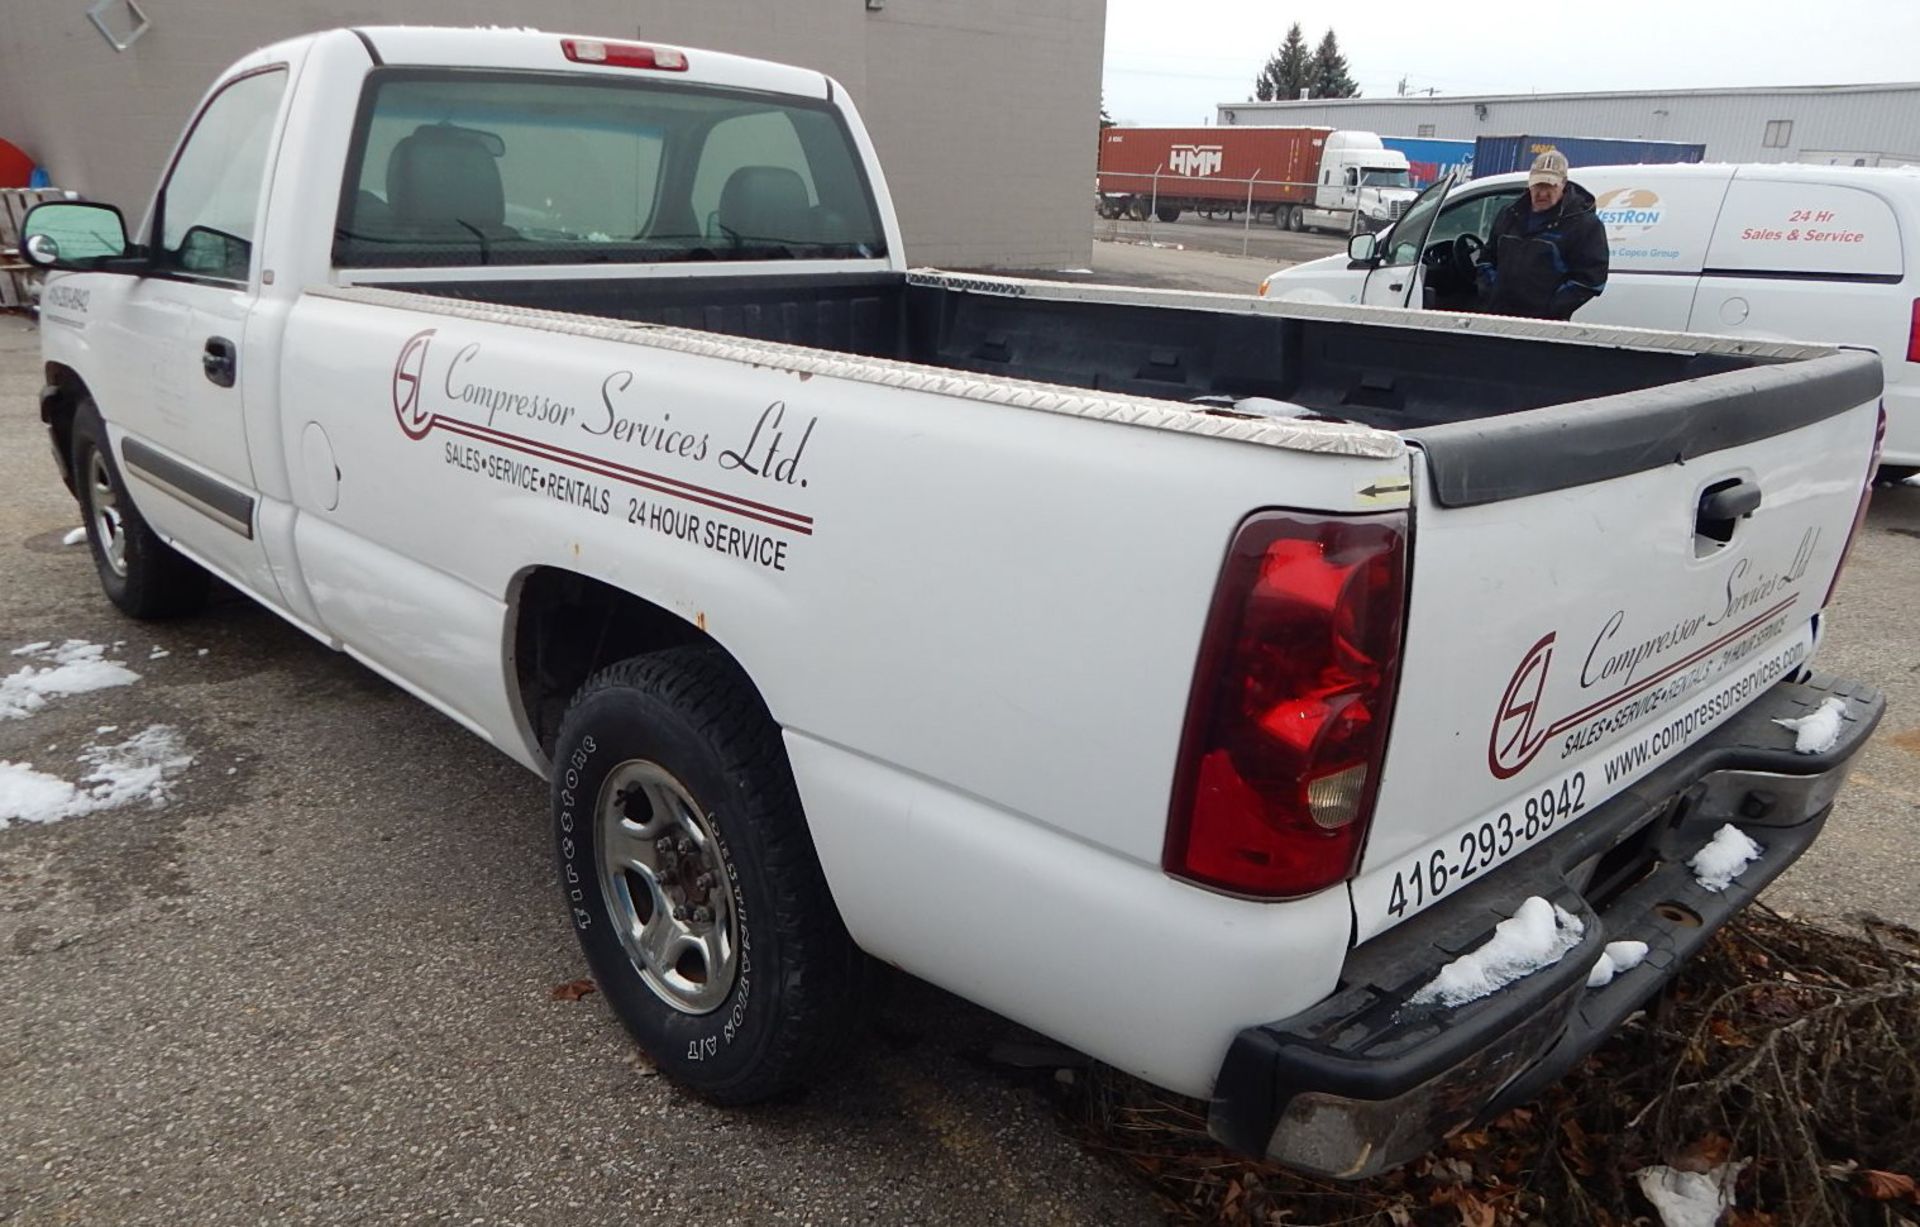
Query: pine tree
1099,93,1114,130
1311,29,1360,99
1251,23,1312,102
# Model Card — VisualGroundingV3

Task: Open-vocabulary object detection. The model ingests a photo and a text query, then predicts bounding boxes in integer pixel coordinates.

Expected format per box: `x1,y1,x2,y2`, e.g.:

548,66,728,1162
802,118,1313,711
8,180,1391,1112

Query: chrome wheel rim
86,449,128,578
595,760,739,1015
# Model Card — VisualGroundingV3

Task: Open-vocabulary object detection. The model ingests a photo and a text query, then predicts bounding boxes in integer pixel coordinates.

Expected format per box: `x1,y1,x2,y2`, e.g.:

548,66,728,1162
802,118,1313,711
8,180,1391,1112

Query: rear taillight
1823,403,1886,609
1907,299,1920,364
561,39,689,71
1165,510,1409,899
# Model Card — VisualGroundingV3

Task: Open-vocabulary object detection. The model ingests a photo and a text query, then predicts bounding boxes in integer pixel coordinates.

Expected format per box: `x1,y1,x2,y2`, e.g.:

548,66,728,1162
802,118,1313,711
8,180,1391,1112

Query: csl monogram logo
392,328,437,440
1488,633,1555,778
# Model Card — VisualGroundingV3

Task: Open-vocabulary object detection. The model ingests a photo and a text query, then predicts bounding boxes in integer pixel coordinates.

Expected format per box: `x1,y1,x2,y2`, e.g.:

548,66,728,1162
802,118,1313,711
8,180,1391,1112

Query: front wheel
551,647,867,1104
70,399,210,620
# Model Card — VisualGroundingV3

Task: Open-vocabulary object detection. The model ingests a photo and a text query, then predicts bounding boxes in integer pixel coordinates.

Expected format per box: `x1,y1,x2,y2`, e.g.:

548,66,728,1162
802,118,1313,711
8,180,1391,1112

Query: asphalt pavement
1092,212,1348,269
3,255,1917,1225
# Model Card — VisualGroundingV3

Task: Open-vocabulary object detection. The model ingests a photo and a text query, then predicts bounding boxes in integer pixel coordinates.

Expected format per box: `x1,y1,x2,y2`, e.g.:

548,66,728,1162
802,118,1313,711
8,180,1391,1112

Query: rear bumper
1209,673,1884,1180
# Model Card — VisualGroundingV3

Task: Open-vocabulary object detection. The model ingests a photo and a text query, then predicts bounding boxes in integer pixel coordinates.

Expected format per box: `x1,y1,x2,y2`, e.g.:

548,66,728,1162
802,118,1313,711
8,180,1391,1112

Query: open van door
1357,174,1454,308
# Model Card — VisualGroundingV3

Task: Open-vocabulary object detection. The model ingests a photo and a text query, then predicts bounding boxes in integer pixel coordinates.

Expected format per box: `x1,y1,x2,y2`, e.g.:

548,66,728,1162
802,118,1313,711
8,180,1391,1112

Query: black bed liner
378,271,1882,506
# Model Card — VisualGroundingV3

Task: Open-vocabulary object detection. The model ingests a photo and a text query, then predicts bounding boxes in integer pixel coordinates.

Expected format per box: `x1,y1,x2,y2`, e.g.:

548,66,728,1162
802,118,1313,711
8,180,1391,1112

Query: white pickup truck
21,27,1888,1178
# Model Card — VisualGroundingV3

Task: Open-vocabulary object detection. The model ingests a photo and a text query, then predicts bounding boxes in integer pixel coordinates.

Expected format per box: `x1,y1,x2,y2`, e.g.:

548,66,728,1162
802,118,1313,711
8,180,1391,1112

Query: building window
1763,119,1793,148
1417,124,1435,138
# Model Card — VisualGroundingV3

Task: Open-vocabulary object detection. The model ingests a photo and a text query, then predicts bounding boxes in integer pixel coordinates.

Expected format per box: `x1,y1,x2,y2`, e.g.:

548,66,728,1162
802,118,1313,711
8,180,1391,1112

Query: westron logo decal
393,328,435,440
1596,187,1664,235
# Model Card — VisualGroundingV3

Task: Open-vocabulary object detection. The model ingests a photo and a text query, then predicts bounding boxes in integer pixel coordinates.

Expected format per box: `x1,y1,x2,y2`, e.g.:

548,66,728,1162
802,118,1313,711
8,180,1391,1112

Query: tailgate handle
1697,477,1761,544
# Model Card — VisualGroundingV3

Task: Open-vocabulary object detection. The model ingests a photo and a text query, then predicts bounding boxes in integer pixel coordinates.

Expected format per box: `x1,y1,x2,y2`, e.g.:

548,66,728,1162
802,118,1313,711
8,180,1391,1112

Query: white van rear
1263,163,1920,480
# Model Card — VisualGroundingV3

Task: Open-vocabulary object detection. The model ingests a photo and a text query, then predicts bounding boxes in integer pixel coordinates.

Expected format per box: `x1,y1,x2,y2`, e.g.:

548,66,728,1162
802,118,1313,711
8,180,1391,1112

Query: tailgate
1350,349,1882,943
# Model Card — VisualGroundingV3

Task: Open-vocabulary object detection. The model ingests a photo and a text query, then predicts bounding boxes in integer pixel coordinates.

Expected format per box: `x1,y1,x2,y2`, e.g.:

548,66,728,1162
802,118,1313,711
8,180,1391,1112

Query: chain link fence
1092,171,1335,256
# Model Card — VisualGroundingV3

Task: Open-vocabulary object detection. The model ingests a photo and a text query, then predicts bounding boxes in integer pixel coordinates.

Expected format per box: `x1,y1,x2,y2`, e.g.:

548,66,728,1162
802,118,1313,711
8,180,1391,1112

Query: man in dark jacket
1476,151,1609,320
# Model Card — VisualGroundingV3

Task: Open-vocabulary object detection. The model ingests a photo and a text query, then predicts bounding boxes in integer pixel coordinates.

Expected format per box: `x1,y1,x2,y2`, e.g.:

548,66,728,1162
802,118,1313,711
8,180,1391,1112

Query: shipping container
1471,134,1707,178
1096,126,1329,216
1379,136,1475,188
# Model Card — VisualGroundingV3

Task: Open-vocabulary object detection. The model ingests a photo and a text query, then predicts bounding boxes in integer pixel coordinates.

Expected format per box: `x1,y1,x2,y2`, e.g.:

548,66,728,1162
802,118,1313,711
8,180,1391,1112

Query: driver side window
1428,190,1524,248
154,68,287,283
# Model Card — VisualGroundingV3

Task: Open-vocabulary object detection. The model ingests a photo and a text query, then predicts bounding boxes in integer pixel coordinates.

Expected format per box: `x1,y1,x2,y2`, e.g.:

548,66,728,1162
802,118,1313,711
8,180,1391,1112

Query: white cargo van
1262,163,1920,480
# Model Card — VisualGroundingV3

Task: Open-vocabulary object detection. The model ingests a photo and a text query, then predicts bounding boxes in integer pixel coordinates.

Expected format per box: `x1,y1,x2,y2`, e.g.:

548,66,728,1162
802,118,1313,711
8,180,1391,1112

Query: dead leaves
1859,1169,1920,1203
550,976,598,1001
1670,1133,1733,1173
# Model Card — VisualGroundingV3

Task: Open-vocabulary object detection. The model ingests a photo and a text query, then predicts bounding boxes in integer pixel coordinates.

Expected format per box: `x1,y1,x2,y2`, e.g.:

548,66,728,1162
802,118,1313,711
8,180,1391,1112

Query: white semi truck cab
1301,131,1419,234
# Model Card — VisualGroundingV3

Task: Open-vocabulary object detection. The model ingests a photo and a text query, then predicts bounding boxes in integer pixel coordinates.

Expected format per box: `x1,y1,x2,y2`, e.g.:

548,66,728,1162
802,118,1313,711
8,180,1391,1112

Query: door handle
1697,477,1761,545
203,336,237,388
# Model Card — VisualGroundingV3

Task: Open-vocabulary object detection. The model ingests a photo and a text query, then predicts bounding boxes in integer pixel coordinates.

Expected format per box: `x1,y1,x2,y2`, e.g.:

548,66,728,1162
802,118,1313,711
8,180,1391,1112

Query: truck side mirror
1348,232,1378,263
20,202,135,272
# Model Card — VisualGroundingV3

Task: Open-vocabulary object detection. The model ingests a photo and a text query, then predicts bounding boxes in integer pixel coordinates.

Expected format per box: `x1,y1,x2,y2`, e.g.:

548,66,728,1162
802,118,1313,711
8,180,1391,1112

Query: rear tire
70,399,210,620
1155,205,1181,223
1874,464,1918,486
551,646,867,1104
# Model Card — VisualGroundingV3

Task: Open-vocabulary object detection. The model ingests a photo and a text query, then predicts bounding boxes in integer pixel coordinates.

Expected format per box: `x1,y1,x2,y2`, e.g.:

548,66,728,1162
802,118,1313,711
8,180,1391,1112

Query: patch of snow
62,527,87,546
1,641,141,720
1055,267,1095,275
196,649,209,657
1774,696,1846,753
1608,939,1649,970
1691,824,1764,893
1634,1161,1746,1227
1586,939,1652,988
95,725,117,734
1409,896,1585,1008
0,725,192,830
0,762,78,826
8,642,52,657
148,648,171,660
1233,396,1315,420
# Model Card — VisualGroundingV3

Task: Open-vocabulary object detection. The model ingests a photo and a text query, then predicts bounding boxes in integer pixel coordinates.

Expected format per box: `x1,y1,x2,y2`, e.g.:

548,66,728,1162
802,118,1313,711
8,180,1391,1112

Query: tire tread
566,646,868,1103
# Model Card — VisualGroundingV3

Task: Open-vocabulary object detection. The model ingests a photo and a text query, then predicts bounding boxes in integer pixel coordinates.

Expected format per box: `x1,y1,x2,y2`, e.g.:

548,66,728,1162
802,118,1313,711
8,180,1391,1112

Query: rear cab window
1707,177,1903,277
333,69,887,269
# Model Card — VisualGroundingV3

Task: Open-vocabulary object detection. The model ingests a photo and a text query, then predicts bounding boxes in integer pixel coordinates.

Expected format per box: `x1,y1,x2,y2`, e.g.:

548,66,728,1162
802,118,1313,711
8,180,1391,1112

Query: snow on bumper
1207,674,1883,1180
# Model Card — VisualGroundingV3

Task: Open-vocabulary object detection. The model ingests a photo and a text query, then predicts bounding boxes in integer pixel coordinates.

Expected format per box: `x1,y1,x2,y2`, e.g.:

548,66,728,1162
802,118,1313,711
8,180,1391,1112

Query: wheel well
509,568,715,760
42,364,86,495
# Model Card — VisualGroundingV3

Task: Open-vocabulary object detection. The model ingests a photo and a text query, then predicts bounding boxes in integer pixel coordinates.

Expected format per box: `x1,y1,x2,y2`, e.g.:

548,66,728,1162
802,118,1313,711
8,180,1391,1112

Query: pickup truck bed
386,268,1780,429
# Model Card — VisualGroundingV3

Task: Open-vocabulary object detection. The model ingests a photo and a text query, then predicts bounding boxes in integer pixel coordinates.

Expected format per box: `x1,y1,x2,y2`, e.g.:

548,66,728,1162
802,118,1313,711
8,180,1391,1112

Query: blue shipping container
1471,135,1707,179
1380,136,1476,188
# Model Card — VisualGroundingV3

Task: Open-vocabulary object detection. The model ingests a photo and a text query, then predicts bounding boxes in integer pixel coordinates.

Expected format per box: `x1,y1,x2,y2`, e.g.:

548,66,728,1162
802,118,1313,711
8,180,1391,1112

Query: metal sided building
0,0,1105,269
1217,83,1920,169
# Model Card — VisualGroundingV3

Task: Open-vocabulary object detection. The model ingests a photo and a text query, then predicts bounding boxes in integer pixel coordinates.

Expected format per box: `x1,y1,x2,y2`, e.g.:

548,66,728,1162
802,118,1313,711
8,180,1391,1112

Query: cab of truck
1314,132,1417,230
1262,160,1920,481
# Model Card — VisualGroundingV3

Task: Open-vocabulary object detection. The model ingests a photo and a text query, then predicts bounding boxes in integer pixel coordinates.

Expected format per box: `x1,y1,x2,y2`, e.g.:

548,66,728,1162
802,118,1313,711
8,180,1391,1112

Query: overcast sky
1103,0,1920,125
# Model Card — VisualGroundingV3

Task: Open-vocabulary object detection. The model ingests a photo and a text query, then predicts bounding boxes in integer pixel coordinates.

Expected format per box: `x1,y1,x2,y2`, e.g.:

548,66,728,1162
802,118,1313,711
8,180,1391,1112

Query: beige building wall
0,0,1104,269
